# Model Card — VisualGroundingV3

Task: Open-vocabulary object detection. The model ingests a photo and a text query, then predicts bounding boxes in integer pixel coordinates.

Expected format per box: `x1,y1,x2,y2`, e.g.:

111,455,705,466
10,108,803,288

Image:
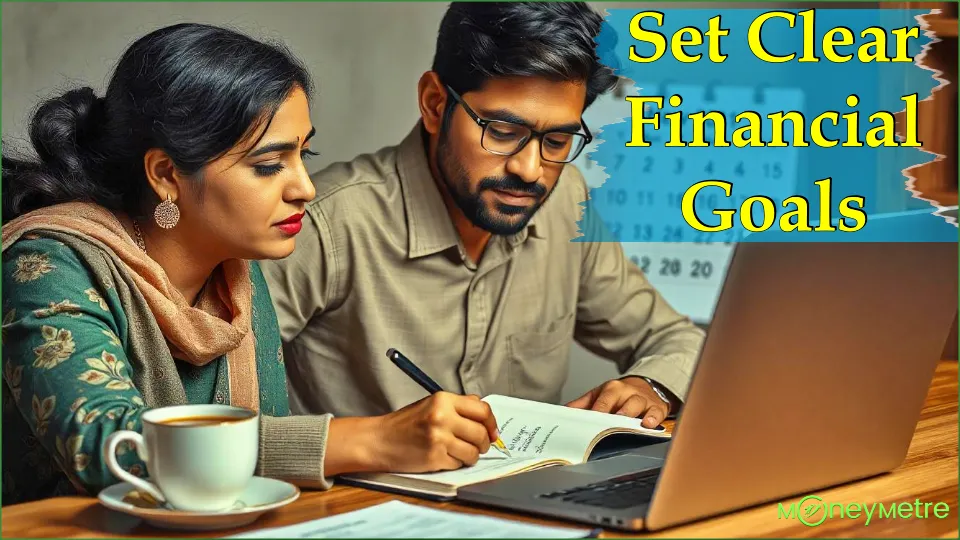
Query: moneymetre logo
778,495,951,527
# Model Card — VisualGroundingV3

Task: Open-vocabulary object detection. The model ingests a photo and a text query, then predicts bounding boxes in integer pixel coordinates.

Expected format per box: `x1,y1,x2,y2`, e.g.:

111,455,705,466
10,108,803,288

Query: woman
0,22,334,505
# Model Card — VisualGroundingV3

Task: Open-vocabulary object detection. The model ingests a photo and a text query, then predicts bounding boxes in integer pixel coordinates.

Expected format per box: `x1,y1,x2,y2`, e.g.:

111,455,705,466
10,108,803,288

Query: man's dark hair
431,2,618,109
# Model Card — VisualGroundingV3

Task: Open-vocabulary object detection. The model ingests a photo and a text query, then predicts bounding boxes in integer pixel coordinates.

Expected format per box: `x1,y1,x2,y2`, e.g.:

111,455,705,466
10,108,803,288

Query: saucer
97,476,300,531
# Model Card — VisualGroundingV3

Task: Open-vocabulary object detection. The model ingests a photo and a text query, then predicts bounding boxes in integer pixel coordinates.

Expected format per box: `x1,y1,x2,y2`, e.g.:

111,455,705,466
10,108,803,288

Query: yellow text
625,9,920,65
628,11,730,63
747,10,919,64
680,178,867,233
624,93,920,148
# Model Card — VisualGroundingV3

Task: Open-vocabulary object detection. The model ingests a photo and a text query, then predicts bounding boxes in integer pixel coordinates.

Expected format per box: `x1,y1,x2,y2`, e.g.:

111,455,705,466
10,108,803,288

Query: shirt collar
396,124,461,259
395,123,546,260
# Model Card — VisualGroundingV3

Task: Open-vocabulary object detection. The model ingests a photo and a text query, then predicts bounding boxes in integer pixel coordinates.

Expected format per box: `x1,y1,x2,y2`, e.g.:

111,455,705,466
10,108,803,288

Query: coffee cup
103,404,259,512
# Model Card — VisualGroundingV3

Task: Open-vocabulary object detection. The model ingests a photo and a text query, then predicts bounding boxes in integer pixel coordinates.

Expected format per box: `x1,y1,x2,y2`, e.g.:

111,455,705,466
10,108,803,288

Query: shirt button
215,392,225,404
154,368,164,379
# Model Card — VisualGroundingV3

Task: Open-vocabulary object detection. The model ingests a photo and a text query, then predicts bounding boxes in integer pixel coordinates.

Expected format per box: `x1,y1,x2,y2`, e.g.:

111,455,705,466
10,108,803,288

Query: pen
386,348,512,458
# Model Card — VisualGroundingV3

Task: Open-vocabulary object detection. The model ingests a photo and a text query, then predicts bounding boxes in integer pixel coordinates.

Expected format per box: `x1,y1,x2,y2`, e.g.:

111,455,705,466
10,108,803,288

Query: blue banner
574,8,955,243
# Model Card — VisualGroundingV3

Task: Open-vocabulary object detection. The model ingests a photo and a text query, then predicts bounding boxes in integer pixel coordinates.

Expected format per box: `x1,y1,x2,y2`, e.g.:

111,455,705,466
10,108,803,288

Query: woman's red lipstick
275,212,304,235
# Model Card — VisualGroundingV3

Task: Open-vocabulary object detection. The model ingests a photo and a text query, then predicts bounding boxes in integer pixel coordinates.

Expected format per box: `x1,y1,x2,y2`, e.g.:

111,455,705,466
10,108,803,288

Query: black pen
386,348,511,457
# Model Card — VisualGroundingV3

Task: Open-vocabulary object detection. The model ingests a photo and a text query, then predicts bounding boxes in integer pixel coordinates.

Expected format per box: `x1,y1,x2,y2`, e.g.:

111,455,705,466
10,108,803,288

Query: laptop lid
644,239,957,530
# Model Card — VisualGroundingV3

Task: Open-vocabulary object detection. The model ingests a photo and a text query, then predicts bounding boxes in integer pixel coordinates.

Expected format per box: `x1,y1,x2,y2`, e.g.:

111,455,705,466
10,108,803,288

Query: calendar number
633,224,653,241
690,260,714,279
764,163,783,179
659,258,681,277
637,191,654,206
630,255,651,274
643,157,654,173
662,226,683,242
607,189,628,206
607,221,622,240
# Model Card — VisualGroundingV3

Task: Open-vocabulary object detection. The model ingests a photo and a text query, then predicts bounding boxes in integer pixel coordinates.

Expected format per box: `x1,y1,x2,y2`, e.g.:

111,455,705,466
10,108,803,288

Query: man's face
435,77,588,236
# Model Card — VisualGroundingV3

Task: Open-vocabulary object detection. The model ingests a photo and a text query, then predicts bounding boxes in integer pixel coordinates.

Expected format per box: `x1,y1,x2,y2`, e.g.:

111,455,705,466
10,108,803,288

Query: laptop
458,237,958,531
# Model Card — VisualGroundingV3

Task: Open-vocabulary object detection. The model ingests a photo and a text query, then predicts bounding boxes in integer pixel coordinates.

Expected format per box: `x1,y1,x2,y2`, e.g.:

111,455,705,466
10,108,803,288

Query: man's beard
436,131,553,236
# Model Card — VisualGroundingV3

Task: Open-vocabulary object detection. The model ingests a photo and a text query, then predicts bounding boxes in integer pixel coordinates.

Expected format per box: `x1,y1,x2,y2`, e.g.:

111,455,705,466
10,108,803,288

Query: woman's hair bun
2,87,109,221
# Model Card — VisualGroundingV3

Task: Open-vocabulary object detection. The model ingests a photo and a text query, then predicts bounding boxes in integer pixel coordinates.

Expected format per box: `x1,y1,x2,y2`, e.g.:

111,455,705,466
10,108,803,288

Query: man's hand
565,377,670,428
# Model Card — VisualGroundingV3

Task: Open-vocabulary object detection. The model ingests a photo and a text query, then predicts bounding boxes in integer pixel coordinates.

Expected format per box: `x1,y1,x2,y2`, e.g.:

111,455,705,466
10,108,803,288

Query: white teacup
103,404,259,512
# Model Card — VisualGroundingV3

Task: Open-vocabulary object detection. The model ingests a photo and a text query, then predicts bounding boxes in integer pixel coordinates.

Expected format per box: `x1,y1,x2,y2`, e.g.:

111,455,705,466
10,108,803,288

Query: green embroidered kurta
2,236,331,505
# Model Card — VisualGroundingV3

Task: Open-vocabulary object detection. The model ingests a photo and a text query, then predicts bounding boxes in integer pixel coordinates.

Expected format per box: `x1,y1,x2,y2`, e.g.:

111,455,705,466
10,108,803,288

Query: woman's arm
3,238,152,494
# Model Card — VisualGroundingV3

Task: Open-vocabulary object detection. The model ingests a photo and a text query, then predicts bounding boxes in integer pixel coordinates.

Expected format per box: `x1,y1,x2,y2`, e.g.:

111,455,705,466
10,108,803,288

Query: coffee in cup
103,404,258,512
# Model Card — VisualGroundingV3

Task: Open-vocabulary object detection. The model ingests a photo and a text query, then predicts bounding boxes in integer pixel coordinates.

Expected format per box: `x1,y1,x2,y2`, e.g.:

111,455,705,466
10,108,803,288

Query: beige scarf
1,202,260,411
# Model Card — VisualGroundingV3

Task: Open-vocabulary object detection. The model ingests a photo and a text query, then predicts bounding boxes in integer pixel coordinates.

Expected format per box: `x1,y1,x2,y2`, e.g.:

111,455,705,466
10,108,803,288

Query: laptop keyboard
537,468,661,510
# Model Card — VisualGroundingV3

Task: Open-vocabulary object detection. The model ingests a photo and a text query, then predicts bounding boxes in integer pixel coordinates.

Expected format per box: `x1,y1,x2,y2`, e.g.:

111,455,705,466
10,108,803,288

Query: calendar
574,80,805,323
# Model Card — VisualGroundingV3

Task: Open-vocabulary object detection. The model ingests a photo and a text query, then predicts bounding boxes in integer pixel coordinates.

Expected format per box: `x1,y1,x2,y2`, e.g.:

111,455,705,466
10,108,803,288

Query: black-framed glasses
446,85,592,164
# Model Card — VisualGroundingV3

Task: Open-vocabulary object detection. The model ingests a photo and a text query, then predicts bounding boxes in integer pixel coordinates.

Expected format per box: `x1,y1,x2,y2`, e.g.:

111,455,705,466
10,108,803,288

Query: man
261,2,705,477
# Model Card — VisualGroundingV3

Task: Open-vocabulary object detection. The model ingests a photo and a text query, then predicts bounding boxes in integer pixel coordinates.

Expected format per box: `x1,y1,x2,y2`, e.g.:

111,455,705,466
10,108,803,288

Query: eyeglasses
446,85,592,164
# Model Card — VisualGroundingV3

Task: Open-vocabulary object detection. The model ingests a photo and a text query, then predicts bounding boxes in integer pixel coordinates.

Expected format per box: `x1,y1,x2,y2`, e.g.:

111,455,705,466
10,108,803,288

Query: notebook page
483,394,613,461
390,396,597,487
484,395,669,439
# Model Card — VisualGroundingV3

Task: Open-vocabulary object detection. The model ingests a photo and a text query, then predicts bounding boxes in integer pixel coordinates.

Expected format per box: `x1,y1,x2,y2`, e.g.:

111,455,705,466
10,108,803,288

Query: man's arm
569,170,706,420
259,206,339,344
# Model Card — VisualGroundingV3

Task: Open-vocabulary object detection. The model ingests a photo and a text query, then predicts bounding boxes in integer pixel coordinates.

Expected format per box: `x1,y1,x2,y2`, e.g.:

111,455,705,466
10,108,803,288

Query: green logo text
778,495,951,527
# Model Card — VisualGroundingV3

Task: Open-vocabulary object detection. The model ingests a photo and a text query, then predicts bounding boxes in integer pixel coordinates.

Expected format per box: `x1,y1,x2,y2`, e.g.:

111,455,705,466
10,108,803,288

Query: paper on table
226,500,595,539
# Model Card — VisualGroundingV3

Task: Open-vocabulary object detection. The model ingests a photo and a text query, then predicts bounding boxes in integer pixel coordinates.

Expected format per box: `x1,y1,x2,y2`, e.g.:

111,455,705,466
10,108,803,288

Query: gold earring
154,194,180,230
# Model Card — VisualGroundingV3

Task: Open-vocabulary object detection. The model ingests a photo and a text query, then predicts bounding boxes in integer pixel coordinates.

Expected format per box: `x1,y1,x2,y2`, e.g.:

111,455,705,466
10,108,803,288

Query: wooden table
3,360,957,538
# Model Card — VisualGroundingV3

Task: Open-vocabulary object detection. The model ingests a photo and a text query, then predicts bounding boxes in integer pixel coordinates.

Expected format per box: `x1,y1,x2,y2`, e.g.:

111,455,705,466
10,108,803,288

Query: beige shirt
260,124,705,418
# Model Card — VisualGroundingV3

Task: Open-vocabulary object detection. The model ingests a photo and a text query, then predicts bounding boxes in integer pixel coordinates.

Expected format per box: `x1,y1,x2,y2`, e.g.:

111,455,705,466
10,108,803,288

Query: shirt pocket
506,315,574,404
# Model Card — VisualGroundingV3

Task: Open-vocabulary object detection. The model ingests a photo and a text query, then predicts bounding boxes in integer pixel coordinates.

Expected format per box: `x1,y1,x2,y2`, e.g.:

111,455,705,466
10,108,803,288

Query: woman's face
174,86,317,261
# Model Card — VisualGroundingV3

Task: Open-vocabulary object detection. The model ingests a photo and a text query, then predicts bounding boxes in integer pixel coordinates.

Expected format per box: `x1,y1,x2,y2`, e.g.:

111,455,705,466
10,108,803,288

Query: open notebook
341,394,671,500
